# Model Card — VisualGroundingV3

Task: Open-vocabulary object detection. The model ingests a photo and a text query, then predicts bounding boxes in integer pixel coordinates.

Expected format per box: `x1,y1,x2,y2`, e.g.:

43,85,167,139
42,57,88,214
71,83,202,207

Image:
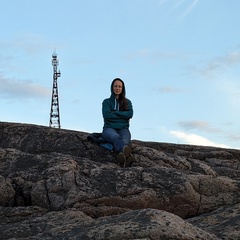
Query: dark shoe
123,145,132,158
117,152,126,167
126,154,136,167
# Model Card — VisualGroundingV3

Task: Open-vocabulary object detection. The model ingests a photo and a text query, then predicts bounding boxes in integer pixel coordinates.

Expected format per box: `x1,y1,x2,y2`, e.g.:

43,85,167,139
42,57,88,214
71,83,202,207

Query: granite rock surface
0,122,240,239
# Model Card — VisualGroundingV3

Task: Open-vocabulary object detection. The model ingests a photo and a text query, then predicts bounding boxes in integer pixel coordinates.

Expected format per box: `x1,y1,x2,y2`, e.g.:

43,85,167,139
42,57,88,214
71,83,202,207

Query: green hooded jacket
102,85,133,130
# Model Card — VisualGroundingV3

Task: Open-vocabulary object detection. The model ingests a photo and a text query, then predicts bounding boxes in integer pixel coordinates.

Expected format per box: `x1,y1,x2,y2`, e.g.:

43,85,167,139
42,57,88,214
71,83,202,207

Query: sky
0,0,240,150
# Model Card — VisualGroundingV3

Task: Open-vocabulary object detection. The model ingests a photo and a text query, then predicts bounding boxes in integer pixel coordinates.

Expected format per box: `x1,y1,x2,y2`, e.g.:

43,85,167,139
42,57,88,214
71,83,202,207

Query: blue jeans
102,128,131,152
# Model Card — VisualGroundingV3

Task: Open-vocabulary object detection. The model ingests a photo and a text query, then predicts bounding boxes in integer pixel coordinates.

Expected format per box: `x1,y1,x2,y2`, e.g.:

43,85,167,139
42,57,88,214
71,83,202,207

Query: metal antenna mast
49,52,61,128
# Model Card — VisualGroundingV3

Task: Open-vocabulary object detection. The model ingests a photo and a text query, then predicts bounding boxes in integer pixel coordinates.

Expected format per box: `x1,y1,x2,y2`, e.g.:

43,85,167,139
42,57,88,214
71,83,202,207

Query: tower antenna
49,51,61,128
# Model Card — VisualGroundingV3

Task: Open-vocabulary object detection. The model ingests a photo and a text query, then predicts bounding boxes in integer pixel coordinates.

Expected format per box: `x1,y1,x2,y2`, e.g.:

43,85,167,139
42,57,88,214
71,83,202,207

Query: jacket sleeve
102,99,119,120
114,100,133,119
102,99,133,121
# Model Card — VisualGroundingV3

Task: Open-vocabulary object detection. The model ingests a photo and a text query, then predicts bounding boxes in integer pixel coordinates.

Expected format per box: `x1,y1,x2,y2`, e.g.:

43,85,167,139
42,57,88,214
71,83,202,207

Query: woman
102,78,134,166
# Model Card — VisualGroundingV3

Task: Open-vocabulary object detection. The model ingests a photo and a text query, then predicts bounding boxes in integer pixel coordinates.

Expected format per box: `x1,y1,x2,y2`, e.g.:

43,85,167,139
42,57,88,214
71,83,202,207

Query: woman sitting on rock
102,78,134,167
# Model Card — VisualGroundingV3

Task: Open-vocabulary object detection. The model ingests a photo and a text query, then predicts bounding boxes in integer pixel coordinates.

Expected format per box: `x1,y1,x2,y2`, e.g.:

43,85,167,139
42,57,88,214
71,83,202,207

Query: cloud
0,35,60,76
170,0,185,11
167,0,199,18
126,49,188,62
178,120,221,133
209,51,240,70
170,130,230,148
126,49,150,61
196,50,240,79
181,0,199,17
157,86,182,94
176,121,240,149
217,78,240,106
0,75,50,99
0,34,57,56
226,134,240,142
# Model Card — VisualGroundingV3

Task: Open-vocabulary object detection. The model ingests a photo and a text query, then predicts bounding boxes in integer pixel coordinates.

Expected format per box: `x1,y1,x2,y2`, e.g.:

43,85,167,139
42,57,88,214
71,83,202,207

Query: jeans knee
122,139,130,146
102,128,119,142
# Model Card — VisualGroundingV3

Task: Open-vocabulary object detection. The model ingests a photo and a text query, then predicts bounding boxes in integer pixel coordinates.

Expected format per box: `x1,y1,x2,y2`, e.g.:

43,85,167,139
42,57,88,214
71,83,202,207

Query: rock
187,203,240,240
0,207,217,239
0,121,240,239
0,175,15,206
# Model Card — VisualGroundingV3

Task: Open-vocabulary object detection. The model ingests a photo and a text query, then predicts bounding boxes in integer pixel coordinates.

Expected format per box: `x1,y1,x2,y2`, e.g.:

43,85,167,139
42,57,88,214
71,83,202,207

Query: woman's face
113,80,123,96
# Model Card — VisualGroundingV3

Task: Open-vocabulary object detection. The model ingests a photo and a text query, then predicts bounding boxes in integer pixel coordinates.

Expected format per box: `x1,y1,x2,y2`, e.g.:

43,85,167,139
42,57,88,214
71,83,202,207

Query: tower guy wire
49,52,61,128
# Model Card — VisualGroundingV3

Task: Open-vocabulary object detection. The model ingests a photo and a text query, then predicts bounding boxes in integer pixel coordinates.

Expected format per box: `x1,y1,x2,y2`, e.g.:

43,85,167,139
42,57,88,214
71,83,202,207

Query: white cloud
167,0,199,18
217,78,240,106
171,0,185,11
126,49,188,62
0,75,50,99
226,134,240,142
157,86,182,94
201,50,240,79
182,0,199,17
0,34,57,56
170,130,230,148
126,49,150,61
178,120,221,133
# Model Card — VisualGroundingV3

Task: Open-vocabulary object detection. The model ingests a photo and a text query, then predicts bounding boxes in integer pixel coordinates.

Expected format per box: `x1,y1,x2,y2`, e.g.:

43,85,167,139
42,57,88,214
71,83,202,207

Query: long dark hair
111,78,128,111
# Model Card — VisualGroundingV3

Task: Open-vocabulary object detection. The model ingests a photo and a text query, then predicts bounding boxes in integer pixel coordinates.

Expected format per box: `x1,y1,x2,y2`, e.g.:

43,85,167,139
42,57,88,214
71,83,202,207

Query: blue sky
0,0,239,150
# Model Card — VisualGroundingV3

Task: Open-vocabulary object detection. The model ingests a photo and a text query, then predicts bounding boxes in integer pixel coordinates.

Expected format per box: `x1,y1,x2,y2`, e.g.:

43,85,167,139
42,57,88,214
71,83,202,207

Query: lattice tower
49,52,61,128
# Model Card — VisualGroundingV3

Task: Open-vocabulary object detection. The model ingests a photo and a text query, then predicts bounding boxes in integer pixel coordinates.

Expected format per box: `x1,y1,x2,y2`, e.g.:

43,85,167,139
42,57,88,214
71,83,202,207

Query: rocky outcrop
0,121,240,239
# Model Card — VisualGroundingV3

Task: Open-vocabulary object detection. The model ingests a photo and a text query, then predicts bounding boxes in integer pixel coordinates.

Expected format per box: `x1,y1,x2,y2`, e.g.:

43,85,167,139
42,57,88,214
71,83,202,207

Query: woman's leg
118,128,131,146
102,128,124,152
116,129,132,166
